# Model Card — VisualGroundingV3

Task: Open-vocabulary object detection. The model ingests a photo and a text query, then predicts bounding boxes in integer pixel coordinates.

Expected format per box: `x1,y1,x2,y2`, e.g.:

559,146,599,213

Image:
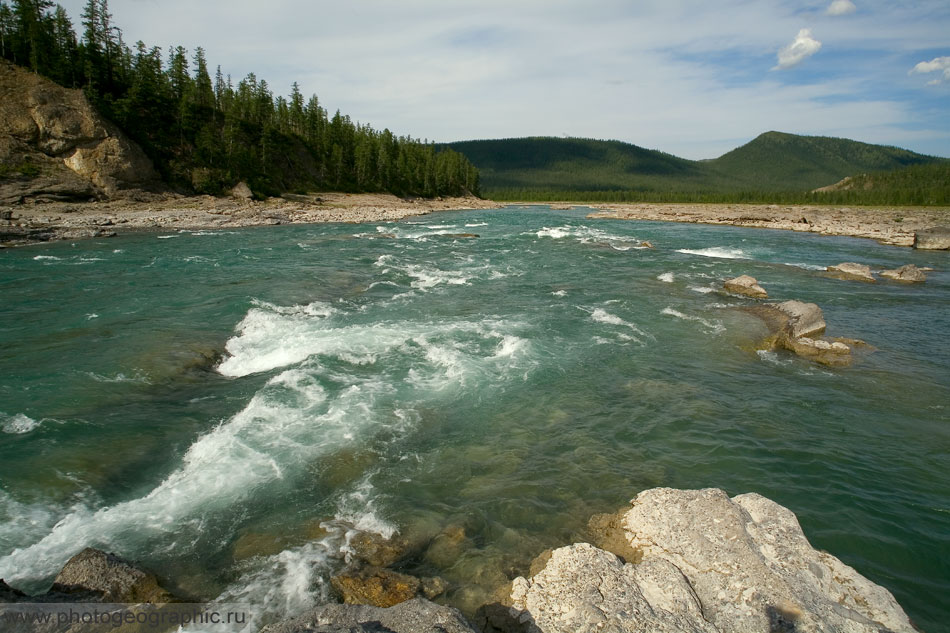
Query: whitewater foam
676,247,749,259
657,272,675,283
1,413,43,434
0,363,397,585
587,308,651,343
661,307,725,334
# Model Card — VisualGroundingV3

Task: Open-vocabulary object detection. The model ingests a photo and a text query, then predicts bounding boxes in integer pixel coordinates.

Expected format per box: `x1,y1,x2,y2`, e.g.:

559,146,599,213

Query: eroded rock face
504,488,915,633
260,597,478,633
0,61,159,203
914,226,950,250
723,275,768,298
826,262,876,283
880,264,927,283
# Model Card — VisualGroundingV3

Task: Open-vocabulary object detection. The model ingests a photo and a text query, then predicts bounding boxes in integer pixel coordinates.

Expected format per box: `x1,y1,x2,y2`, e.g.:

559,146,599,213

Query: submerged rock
330,567,422,608
347,530,414,568
914,226,950,250
880,264,927,283
501,488,915,633
260,598,478,633
723,274,768,298
826,262,876,283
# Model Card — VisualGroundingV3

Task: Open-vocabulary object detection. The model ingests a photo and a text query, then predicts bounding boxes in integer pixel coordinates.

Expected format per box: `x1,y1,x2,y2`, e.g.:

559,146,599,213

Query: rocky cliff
0,61,160,204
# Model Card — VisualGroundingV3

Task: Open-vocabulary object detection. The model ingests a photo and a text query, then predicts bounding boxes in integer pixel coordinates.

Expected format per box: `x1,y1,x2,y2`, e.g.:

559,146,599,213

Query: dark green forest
0,0,480,198
449,134,949,206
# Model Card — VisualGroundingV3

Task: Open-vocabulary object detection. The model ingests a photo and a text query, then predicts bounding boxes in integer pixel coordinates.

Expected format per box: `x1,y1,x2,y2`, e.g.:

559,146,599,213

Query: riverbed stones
723,274,768,298
260,598,478,633
880,264,927,283
914,226,950,250
502,488,915,633
826,262,876,282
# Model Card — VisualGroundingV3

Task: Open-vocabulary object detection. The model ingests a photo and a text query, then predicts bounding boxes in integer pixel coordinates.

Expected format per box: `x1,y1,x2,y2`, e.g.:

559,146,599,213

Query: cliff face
0,61,160,204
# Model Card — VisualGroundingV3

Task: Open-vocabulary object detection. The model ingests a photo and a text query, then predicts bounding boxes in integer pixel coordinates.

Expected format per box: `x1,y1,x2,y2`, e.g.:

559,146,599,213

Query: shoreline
0,192,502,247
3,196,949,249
583,202,950,247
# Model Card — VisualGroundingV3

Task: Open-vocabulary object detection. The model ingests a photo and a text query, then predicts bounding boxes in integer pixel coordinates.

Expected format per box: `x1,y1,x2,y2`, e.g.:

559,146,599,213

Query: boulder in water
330,567,423,608
880,264,926,283
49,547,177,604
826,262,876,283
723,274,768,298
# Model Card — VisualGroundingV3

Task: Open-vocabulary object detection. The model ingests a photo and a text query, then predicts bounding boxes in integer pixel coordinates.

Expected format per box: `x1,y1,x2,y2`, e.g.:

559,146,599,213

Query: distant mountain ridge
447,132,946,197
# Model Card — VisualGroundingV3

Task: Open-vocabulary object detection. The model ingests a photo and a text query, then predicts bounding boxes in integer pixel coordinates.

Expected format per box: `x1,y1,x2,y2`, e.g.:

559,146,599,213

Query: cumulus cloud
910,56,950,85
773,29,822,70
826,0,857,17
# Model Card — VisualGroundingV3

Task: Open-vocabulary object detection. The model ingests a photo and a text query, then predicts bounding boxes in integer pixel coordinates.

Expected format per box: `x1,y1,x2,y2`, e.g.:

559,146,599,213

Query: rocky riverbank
588,203,950,248
0,192,501,247
1,488,919,633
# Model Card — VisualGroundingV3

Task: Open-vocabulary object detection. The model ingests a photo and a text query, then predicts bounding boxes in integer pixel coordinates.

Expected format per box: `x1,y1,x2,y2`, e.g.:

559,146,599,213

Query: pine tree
192,46,213,110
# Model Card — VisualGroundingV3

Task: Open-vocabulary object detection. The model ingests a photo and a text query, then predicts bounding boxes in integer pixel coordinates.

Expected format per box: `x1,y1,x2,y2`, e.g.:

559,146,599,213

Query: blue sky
56,0,949,159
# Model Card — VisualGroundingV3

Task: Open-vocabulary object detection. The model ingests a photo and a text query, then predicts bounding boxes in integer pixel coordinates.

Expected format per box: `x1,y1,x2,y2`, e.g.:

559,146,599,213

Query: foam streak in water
676,247,749,259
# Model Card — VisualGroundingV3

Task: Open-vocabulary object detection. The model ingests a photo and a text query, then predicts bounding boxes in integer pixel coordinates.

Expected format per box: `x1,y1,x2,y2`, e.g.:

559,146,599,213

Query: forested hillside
447,137,706,191
0,0,480,198
704,131,938,191
450,134,947,205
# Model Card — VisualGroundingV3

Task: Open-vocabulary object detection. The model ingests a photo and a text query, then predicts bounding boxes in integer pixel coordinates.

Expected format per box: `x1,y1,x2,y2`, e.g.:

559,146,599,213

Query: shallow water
1,206,948,631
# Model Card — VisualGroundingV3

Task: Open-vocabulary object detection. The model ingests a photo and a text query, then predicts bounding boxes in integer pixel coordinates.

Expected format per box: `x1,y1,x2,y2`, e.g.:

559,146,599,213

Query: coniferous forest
0,0,481,198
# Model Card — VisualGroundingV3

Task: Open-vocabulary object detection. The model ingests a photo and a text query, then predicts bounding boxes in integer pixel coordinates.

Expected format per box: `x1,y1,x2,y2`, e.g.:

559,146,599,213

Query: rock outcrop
0,61,159,204
914,226,950,250
500,488,915,633
260,598,478,633
723,275,768,298
880,264,927,283
825,262,876,283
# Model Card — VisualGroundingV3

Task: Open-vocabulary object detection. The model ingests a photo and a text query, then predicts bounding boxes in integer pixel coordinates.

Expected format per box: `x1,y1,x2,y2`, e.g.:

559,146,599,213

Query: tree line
0,0,480,198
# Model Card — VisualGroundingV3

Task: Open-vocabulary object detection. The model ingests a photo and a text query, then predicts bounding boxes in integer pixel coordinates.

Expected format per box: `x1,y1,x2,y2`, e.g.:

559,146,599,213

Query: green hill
447,137,711,192
448,132,946,203
704,131,939,191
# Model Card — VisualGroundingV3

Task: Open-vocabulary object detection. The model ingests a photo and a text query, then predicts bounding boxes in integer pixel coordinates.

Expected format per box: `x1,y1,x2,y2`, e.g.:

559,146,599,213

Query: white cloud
910,56,950,84
826,0,857,16
773,29,822,70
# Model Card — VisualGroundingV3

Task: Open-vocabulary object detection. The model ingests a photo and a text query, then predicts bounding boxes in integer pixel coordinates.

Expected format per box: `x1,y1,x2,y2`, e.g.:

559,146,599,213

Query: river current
1,206,947,631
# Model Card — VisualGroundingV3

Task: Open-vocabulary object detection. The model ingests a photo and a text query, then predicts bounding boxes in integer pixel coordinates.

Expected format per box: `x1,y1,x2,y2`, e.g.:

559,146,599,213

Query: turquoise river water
0,206,948,631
